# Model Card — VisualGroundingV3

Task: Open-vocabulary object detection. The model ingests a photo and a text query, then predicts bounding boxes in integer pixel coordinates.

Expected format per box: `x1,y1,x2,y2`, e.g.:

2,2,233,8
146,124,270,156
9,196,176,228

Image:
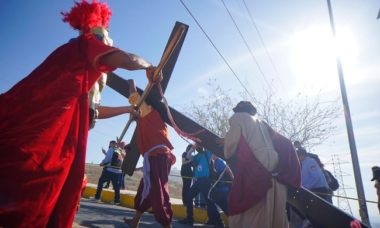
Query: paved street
75,198,213,228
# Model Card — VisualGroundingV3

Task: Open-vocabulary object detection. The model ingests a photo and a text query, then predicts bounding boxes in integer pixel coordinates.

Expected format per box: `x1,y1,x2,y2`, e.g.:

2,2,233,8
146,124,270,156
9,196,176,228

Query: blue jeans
95,169,122,203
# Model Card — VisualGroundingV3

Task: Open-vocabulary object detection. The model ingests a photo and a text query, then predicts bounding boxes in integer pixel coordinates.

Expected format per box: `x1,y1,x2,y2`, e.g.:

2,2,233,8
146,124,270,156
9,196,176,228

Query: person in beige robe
223,101,289,228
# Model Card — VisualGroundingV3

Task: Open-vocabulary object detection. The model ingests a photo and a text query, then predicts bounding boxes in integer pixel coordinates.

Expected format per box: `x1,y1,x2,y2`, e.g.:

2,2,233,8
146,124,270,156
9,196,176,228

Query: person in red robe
222,101,300,228
0,1,158,227
123,79,176,228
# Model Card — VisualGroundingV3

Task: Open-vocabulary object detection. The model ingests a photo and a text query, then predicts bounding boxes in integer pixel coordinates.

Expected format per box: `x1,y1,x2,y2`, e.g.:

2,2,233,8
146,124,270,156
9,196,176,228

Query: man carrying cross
123,79,176,228
0,1,158,227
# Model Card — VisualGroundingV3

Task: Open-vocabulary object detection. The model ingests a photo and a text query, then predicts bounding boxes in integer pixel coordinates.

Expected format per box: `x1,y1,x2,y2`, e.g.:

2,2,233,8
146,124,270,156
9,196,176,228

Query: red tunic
134,108,176,226
135,108,175,163
0,34,118,228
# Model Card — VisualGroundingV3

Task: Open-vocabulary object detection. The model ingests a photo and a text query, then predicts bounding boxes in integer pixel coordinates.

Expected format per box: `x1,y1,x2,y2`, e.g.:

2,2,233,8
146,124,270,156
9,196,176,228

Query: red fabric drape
0,34,117,227
228,126,301,216
228,136,273,215
266,124,301,188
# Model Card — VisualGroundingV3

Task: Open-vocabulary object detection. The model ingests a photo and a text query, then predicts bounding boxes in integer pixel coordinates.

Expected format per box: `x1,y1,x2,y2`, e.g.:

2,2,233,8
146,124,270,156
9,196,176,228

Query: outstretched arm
101,147,107,156
97,106,139,119
99,50,155,80
100,50,152,70
182,157,192,165
185,145,195,160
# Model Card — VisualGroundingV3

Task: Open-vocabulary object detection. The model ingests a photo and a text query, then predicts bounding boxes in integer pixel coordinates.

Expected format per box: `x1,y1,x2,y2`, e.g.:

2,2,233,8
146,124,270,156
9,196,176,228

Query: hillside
85,163,183,199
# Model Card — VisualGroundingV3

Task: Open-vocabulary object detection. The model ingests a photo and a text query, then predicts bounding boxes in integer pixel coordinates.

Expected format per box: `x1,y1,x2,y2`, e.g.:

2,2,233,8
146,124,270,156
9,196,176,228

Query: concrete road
75,198,213,228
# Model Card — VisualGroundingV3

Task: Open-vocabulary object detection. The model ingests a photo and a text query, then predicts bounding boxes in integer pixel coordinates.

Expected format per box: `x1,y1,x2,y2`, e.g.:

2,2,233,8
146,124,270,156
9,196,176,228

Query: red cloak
0,34,118,227
228,129,301,215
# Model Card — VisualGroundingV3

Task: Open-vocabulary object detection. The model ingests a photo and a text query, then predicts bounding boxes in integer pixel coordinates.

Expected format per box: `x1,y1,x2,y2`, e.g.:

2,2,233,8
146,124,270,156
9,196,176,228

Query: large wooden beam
108,72,224,157
287,186,369,228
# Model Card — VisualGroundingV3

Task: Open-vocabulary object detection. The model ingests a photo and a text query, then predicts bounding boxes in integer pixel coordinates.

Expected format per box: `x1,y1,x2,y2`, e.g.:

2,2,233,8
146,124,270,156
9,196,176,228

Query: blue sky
0,0,379,224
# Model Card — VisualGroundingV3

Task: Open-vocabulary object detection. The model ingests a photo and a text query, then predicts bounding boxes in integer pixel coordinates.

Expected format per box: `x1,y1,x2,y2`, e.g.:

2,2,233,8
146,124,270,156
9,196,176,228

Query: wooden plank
117,22,188,142
150,21,188,96
288,186,369,228
107,21,188,176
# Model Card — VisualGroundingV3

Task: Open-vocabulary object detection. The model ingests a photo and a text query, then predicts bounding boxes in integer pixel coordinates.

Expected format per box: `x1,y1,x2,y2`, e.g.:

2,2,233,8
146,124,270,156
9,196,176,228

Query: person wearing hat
371,166,380,214
0,1,159,227
220,101,290,228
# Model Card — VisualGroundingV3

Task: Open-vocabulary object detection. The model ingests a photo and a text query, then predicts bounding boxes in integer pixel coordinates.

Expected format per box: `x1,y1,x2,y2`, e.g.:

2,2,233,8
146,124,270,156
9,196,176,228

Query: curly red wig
61,0,112,33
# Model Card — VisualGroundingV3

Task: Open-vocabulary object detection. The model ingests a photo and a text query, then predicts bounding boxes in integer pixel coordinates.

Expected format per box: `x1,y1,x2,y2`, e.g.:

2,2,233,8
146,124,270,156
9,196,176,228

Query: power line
240,0,285,89
179,0,256,102
220,0,272,91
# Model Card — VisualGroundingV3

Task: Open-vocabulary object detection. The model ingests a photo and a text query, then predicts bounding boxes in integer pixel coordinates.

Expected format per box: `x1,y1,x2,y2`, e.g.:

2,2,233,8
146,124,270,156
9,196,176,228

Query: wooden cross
105,22,224,176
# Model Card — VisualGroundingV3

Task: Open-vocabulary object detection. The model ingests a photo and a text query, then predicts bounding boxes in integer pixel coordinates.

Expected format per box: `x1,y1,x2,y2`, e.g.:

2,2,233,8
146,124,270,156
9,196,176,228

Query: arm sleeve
301,159,321,189
185,147,195,160
215,159,226,173
100,148,114,165
85,35,120,73
224,114,242,159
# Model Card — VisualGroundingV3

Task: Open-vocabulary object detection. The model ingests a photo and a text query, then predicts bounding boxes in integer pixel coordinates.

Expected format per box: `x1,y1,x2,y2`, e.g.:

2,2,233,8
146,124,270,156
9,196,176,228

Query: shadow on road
75,198,213,228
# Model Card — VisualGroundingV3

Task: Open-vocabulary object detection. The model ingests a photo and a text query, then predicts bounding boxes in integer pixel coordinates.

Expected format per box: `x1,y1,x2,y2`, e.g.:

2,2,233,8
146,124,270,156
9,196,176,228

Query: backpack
323,169,339,191
110,149,123,169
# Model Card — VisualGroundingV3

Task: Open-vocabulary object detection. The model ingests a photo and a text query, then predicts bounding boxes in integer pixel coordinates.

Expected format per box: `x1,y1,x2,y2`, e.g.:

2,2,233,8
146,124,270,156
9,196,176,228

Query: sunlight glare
290,26,358,94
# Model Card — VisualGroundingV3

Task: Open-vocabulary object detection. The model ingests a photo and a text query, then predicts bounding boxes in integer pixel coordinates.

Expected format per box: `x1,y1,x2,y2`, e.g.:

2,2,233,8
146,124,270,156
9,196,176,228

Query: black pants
184,177,223,226
182,177,192,206
210,190,229,215
95,169,122,203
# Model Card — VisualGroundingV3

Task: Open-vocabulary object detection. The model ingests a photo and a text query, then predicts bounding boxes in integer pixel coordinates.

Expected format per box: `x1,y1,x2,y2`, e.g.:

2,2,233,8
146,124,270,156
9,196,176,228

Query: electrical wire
179,0,256,102
241,0,285,89
220,0,272,91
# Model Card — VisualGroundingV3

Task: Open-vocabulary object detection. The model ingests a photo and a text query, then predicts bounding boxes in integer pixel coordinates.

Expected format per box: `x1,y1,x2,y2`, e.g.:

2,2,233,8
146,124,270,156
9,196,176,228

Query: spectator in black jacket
181,144,194,206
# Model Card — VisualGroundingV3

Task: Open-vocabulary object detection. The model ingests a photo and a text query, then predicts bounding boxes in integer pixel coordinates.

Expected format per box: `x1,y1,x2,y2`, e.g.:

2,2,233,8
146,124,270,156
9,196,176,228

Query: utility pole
326,0,370,225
